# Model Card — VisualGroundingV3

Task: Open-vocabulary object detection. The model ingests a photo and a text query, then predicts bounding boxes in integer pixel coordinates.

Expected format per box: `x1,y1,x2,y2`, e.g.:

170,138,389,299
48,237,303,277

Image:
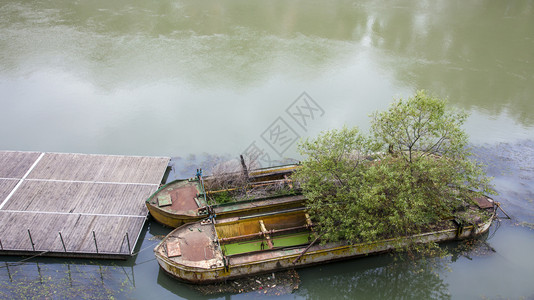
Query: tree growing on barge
293,91,495,250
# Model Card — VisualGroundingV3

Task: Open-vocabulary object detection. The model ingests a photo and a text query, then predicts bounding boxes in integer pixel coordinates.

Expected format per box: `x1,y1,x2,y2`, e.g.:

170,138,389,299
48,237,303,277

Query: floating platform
0,151,169,259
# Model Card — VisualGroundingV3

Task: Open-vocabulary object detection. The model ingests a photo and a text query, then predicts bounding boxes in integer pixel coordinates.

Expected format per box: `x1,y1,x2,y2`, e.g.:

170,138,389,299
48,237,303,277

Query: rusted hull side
147,204,200,228
147,201,305,228
147,196,306,228
145,178,205,228
212,200,305,221
146,164,301,228
155,217,493,283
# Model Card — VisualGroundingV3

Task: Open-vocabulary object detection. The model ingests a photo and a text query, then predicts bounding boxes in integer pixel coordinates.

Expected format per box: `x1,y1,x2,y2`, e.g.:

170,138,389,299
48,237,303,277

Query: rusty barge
154,196,496,283
146,164,303,228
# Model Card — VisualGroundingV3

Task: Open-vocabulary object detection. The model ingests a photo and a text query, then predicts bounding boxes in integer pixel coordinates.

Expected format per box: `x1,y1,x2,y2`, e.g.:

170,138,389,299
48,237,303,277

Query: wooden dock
0,151,169,259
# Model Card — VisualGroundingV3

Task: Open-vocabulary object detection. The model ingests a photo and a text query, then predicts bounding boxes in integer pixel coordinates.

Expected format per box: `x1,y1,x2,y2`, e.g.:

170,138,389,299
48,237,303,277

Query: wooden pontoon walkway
0,151,169,259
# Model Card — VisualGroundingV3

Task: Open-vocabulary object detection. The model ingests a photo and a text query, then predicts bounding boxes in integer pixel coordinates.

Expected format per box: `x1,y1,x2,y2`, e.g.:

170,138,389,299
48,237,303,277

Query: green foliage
294,91,495,251
211,191,234,204
371,90,469,162
210,185,297,204
269,186,298,198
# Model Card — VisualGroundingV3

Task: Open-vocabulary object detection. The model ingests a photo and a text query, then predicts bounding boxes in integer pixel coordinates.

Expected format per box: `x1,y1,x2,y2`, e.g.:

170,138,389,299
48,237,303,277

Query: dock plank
0,151,169,259
0,179,19,204
0,212,145,254
0,151,41,179
2,181,153,216
27,153,169,183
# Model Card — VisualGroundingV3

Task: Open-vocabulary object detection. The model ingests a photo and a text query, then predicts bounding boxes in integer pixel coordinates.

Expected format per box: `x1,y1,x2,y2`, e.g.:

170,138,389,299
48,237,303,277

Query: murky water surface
1,0,533,298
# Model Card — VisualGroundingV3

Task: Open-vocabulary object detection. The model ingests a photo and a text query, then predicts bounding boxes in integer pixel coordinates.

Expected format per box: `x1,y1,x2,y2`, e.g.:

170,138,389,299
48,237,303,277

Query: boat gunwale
210,193,304,209
155,208,495,272
147,181,304,213
226,163,299,177
155,217,494,284
145,178,203,204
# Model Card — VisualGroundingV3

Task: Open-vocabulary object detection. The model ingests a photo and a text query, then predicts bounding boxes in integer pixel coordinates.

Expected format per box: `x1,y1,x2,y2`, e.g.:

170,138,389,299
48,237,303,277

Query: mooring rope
0,250,50,268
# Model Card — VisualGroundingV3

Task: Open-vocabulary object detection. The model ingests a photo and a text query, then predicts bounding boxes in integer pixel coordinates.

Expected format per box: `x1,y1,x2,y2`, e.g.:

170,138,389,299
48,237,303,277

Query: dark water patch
186,269,300,296
155,268,299,299
472,140,534,224
296,254,451,300
0,258,136,299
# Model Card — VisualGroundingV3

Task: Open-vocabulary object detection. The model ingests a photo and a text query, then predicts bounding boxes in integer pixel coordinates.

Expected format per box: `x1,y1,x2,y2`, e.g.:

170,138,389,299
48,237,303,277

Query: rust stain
169,184,199,211
473,196,494,209
166,241,181,257
179,230,215,261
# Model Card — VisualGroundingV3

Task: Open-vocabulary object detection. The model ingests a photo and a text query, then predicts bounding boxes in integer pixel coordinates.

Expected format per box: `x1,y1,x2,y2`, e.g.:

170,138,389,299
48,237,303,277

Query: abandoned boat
146,163,303,228
154,196,496,283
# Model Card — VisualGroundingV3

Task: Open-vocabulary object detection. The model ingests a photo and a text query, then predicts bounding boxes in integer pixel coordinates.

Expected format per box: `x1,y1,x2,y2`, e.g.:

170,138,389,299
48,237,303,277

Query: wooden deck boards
0,212,145,254
0,151,41,179
0,151,169,259
27,153,169,183
0,179,19,204
3,181,154,216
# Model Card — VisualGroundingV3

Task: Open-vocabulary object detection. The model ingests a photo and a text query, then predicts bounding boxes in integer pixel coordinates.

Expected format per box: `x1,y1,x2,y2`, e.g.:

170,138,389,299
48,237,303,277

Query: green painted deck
272,232,313,248
222,232,312,256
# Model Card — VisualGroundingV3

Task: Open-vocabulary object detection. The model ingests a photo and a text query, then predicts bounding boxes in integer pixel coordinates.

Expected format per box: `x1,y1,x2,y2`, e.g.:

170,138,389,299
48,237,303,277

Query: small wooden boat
146,164,302,228
154,196,496,283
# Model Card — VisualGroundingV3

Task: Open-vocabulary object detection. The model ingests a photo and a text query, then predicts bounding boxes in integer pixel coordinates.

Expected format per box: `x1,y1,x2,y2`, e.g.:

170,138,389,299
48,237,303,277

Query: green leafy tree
371,90,468,163
293,91,494,248
293,126,381,242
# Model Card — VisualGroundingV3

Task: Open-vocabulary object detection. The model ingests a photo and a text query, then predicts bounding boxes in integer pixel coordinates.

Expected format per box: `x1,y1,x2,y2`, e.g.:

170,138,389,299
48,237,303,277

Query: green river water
1,0,533,298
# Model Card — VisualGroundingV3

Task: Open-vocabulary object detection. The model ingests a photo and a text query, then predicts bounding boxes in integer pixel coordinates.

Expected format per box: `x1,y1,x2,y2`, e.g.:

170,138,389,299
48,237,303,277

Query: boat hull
147,204,199,228
155,216,493,283
148,196,305,228
147,163,301,228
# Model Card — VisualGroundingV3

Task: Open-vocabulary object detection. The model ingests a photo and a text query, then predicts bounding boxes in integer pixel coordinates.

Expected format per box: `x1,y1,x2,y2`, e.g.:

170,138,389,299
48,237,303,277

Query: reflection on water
0,258,136,299
362,1,534,126
445,225,534,299
297,256,451,300
0,0,532,157
0,0,360,88
1,1,531,113
1,0,534,298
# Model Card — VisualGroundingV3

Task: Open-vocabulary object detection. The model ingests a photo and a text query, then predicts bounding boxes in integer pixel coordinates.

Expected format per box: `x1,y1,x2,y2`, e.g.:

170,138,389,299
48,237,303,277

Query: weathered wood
3,181,154,216
0,179,19,204
27,153,169,184
0,151,170,259
0,151,41,179
0,211,146,254
239,154,249,180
